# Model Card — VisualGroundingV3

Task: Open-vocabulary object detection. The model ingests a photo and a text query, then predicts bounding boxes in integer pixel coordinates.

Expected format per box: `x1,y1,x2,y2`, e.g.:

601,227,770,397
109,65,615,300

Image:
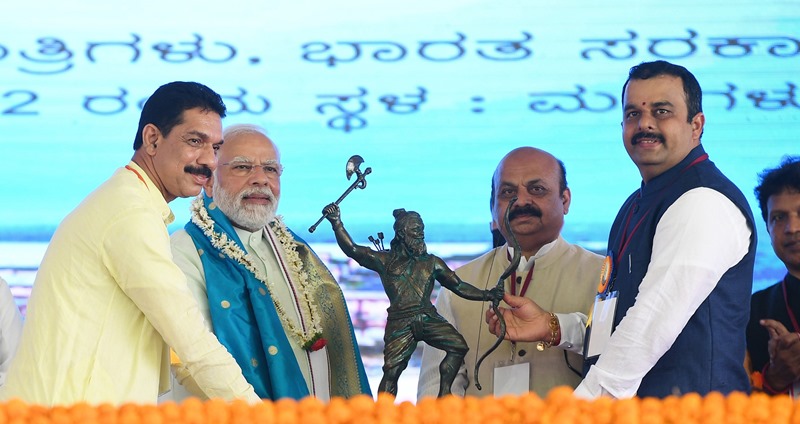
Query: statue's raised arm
323,203,384,272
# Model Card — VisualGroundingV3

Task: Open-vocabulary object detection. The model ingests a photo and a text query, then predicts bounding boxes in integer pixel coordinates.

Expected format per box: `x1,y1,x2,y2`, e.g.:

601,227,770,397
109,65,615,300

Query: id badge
585,291,618,359
493,361,530,396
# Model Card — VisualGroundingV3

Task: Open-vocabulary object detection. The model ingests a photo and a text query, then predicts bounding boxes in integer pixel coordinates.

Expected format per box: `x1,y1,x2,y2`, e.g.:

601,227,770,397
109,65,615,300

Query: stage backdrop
1,1,798,301
1,0,798,403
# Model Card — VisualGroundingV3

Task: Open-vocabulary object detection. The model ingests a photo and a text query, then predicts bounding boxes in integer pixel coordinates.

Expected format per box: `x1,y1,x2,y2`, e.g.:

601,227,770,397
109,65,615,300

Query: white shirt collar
507,238,557,272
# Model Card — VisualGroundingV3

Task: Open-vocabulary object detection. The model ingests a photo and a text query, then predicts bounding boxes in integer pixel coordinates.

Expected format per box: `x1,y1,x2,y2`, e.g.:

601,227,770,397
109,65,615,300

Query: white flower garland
190,197,323,350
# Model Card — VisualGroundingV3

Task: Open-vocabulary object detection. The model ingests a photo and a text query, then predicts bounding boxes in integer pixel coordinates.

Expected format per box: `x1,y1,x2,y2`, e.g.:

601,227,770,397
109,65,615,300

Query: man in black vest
487,60,756,398
747,156,800,397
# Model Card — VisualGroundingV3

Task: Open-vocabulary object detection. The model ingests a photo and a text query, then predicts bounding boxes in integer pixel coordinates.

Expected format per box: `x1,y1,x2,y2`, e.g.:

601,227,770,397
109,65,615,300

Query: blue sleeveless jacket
588,145,756,397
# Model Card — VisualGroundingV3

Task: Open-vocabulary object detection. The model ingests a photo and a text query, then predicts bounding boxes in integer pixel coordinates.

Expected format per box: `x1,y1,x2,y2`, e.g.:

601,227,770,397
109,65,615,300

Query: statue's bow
474,197,521,390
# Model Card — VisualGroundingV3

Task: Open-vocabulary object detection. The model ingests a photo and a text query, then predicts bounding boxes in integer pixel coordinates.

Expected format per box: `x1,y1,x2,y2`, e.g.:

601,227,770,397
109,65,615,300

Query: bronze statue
323,203,504,397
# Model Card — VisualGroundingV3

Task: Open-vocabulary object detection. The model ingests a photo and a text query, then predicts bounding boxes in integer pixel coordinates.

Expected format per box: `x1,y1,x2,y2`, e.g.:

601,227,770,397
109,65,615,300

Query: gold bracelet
536,312,561,351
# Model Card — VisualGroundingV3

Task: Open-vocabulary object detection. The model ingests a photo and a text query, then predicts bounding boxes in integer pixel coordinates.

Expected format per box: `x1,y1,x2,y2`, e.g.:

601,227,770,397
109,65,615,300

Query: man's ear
141,124,161,156
561,187,572,215
691,112,705,144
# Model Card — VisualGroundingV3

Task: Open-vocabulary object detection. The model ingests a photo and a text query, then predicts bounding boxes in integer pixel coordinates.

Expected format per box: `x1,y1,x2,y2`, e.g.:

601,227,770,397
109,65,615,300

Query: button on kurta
268,346,278,355
221,300,231,309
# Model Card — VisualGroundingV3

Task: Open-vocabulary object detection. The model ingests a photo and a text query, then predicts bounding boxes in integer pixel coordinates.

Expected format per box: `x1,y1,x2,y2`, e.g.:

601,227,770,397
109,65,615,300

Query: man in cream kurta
418,236,600,397
0,82,259,406
1,164,258,405
418,147,602,398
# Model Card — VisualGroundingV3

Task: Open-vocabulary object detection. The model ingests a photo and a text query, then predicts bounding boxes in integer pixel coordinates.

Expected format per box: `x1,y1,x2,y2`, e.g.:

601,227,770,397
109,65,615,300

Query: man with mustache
323,203,504,397
489,61,757,399
747,156,800,398
169,124,371,401
417,147,603,398
1,82,260,405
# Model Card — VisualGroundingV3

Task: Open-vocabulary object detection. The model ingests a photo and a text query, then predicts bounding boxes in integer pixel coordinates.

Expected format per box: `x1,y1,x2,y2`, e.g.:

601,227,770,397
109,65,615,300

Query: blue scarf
185,194,308,400
185,193,372,399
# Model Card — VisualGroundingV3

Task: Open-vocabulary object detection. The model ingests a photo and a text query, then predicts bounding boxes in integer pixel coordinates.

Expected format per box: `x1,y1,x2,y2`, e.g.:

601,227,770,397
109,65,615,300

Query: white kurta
575,188,750,398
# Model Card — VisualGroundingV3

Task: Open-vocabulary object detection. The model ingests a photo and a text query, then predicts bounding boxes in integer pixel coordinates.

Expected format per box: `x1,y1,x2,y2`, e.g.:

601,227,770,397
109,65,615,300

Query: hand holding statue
485,293,558,345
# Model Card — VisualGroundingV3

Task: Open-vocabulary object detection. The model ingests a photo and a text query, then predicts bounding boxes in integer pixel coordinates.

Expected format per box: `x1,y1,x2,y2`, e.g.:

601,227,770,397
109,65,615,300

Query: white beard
214,184,278,232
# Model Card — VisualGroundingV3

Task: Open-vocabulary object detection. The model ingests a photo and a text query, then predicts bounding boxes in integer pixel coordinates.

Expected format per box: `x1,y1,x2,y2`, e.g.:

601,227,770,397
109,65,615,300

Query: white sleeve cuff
555,312,587,353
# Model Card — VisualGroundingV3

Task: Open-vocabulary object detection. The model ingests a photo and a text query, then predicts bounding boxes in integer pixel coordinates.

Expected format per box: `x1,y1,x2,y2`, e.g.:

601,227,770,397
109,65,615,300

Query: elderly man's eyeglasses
220,161,283,178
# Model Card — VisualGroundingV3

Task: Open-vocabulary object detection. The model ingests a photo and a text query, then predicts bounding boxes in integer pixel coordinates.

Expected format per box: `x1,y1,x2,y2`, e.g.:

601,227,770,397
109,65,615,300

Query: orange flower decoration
0,388,798,424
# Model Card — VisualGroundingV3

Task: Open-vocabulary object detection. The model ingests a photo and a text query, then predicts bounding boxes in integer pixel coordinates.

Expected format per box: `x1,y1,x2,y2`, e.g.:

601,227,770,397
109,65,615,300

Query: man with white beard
169,124,371,401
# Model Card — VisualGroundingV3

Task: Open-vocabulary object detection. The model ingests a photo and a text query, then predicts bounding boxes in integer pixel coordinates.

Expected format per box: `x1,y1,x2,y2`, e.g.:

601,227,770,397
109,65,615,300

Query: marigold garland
3,388,800,424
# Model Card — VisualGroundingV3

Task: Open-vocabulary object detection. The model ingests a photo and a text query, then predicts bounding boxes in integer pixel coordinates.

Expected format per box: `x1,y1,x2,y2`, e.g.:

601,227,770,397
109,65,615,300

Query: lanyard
614,153,708,269
506,249,534,297
125,165,148,187
782,276,800,333
615,197,646,269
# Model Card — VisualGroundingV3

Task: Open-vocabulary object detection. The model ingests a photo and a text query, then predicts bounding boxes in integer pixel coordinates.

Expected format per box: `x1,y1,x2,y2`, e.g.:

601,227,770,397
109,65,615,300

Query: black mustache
509,205,542,220
631,132,666,145
185,165,212,178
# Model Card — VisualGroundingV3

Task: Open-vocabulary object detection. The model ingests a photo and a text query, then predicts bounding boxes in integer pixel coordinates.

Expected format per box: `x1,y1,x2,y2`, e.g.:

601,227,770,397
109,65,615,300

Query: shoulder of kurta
170,228,194,247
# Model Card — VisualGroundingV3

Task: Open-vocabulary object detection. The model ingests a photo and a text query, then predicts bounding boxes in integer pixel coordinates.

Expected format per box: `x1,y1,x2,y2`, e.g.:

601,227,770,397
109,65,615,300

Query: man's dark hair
622,60,703,125
489,158,567,211
754,155,800,223
133,81,226,150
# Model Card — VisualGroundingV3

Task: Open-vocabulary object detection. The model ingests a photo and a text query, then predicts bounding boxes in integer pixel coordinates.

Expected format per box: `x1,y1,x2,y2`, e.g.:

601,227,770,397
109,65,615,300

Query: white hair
223,123,280,156
224,122,266,136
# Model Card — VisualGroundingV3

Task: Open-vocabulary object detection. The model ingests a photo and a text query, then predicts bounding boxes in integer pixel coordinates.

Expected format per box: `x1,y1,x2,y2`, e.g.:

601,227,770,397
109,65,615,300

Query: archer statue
323,203,504,397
